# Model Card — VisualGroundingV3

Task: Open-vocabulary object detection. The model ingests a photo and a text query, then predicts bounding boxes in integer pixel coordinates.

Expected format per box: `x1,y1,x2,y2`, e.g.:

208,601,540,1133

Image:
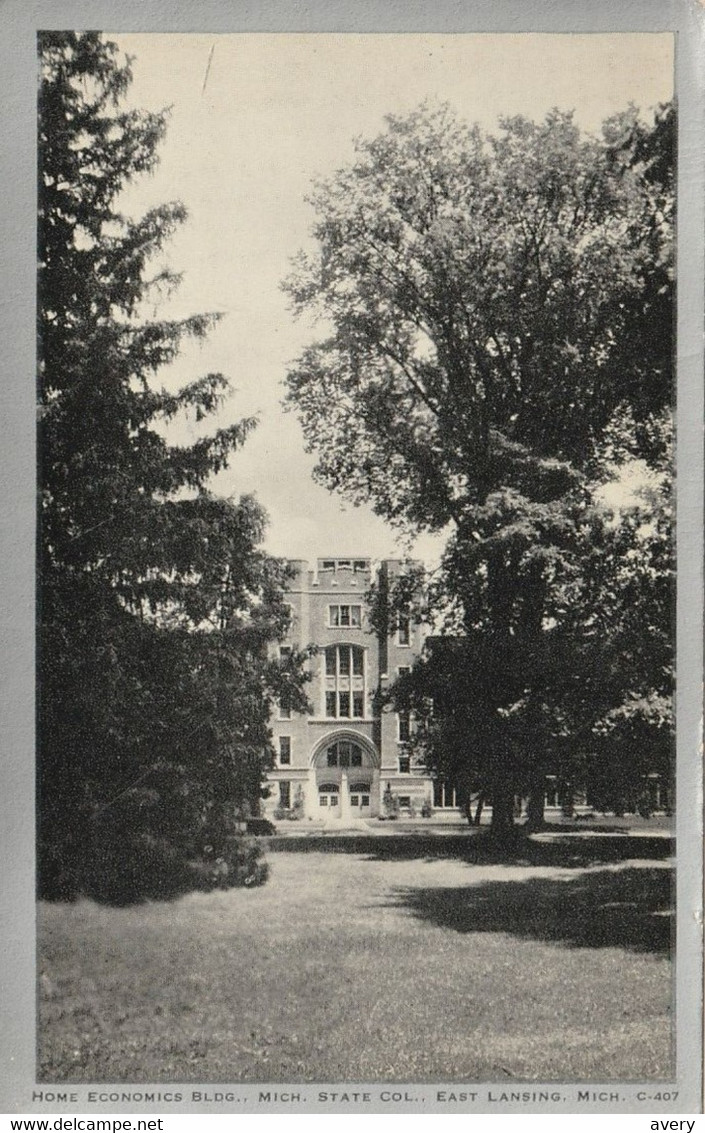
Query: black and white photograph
1,0,703,1119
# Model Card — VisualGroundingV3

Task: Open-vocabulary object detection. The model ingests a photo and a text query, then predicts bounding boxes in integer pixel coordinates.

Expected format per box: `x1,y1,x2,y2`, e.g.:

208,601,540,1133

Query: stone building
263,557,670,824
264,556,432,822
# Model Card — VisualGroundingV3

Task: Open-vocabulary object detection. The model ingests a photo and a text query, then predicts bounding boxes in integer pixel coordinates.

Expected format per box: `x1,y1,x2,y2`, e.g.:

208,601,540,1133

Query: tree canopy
38,32,306,901
284,103,672,525
284,101,674,831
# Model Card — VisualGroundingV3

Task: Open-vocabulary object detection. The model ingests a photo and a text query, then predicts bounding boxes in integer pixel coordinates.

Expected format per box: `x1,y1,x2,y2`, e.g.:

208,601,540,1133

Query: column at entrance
339,768,351,823
307,766,317,819
370,769,380,818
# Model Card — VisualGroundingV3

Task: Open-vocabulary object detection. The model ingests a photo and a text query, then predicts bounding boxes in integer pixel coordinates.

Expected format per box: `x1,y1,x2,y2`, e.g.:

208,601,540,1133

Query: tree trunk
463,796,473,827
473,793,485,826
490,785,515,837
526,771,546,832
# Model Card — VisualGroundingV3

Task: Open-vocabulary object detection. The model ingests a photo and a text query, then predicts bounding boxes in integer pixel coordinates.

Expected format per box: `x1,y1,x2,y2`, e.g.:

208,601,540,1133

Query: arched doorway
311,733,379,820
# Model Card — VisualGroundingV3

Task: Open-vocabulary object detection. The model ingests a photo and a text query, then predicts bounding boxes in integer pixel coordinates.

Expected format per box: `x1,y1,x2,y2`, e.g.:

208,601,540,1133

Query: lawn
38,838,673,1083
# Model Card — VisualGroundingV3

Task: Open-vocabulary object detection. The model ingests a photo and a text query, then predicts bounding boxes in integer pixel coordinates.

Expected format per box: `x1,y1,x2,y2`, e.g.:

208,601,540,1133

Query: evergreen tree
38,32,306,901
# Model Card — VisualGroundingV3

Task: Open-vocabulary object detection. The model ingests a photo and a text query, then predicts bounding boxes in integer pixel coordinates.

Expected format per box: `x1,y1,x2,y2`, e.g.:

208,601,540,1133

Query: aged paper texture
1,0,702,1117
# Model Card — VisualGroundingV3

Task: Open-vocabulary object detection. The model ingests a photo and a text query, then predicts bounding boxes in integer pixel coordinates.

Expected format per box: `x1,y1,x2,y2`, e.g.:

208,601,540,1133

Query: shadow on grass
268,831,673,869
539,818,670,834
385,865,673,954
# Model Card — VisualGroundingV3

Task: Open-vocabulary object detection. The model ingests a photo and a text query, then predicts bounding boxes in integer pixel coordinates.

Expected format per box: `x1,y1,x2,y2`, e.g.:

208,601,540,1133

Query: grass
38,841,673,1083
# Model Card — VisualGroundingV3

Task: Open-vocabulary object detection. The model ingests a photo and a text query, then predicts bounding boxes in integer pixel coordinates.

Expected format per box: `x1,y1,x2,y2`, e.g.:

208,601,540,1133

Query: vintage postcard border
1,0,702,1115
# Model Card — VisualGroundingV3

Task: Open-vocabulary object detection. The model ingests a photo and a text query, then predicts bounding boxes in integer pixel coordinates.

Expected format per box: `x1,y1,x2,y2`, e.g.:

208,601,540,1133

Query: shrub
382,785,399,818
190,837,269,891
273,806,301,821
82,831,193,905
65,805,270,905
222,837,269,887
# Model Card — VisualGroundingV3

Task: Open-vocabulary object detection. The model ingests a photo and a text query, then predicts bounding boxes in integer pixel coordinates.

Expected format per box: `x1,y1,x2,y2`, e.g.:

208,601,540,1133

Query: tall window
279,736,291,765
398,706,411,772
279,781,291,809
397,614,411,646
398,712,411,742
324,645,365,718
433,780,457,808
278,645,292,718
329,604,362,628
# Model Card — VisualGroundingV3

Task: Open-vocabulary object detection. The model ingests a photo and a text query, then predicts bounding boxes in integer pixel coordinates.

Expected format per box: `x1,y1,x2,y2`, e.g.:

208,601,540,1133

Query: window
279,781,291,809
398,665,411,678
398,795,411,809
397,615,411,646
433,780,457,809
278,646,292,718
398,753,411,774
326,741,364,768
329,604,362,628
319,558,369,574
349,781,371,808
323,645,365,718
318,782,339,808
398,712,411,742
351,794,370,807
278,737,291,765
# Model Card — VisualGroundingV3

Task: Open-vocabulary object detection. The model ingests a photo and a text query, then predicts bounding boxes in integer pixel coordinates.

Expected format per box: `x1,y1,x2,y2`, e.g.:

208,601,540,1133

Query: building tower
265,557,430,823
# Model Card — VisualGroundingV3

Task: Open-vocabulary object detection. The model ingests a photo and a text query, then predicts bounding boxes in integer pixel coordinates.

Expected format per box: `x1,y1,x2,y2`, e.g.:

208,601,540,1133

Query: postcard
1,0,702,1118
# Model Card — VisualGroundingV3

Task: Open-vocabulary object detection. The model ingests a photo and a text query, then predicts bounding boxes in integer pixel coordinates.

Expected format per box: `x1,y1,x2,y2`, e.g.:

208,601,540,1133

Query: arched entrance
310,733,379,821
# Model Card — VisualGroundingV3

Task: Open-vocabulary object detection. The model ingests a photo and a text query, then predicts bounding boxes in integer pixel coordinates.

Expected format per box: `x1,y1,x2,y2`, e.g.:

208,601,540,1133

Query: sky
113,32,674,566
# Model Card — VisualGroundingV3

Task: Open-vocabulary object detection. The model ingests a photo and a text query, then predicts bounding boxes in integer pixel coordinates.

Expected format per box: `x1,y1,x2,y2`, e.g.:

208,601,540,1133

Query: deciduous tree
284,102,674,832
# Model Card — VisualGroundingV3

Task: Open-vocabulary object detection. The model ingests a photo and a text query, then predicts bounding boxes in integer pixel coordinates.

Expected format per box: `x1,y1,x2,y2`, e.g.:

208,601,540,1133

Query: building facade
263,556,670,824
264,557,431,823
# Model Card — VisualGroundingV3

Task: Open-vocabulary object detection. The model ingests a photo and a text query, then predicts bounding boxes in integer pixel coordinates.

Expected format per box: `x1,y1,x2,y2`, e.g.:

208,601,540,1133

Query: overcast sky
113,32,674,565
